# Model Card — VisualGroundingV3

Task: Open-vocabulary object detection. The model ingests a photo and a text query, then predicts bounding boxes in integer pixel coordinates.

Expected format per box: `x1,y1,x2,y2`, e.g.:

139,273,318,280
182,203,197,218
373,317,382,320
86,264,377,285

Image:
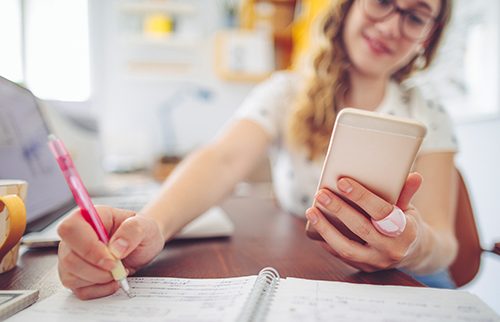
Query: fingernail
306,209,318,224
98,258,117,271
315,191,331,206
338,179,353,193
109,238,129,259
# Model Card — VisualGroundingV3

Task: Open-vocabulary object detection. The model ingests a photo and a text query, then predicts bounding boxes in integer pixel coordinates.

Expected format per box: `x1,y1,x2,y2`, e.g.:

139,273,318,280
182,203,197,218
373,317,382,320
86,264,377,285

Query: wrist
399,222,433,274
138,210,171,243
400,223,457,275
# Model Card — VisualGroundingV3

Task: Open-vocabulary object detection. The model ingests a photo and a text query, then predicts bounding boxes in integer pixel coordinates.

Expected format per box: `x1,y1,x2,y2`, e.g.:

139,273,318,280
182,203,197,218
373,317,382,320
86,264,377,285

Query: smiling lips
364,34,392,55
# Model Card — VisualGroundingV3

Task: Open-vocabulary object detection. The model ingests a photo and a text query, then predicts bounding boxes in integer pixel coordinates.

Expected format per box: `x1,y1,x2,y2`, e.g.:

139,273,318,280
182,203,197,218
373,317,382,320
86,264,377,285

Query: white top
233,72,459,217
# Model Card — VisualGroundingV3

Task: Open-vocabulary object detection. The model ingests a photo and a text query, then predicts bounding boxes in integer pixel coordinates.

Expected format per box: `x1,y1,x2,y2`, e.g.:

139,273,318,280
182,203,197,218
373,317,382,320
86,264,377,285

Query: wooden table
0,184,423,302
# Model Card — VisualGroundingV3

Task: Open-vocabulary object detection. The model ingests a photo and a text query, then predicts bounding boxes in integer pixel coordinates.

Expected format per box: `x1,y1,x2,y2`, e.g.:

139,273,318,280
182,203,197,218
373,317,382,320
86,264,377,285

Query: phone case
305,108,427,243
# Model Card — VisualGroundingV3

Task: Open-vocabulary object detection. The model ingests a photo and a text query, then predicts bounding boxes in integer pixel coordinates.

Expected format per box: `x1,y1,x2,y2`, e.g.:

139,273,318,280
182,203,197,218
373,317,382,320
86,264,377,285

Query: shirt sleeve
231,72,299,142
408,87,459,155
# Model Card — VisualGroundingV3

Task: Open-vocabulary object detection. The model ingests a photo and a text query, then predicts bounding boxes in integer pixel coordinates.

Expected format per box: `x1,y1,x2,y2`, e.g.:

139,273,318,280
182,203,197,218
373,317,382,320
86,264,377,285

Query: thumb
397,172,423,210
108,213,162,259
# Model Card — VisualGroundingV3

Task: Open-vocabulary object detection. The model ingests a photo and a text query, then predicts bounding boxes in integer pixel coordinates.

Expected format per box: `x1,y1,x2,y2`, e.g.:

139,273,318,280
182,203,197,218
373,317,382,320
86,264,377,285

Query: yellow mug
0,180,28,274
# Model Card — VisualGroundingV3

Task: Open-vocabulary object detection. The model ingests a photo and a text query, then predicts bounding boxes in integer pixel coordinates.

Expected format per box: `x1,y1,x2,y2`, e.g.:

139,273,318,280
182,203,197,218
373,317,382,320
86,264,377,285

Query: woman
57,0,457,300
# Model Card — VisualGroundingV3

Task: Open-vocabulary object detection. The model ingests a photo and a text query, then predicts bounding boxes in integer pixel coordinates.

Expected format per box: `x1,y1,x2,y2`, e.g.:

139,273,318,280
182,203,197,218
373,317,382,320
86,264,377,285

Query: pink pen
48,134,131,298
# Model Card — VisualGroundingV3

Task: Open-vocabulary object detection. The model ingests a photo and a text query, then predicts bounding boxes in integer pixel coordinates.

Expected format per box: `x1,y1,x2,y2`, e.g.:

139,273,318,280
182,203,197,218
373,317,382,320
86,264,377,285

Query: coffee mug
0,179,28,274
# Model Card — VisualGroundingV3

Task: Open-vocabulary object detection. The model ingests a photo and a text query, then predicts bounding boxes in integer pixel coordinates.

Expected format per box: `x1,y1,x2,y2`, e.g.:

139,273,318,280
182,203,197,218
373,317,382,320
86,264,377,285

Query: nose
374,12,402,39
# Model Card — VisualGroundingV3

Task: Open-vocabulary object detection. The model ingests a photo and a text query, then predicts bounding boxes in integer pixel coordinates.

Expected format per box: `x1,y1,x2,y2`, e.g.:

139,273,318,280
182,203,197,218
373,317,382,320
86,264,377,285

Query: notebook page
6,276,257,322
266,278,500,322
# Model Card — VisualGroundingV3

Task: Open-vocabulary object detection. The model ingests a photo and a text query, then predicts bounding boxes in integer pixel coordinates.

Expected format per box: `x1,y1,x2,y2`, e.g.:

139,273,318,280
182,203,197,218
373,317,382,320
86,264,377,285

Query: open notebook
5,267,499,322
0,76,234,248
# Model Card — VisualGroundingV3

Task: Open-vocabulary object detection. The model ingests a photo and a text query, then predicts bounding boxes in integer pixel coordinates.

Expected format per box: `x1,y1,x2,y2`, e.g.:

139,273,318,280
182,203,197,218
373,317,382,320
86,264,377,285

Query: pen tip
48,134,57,141
118,277,132,298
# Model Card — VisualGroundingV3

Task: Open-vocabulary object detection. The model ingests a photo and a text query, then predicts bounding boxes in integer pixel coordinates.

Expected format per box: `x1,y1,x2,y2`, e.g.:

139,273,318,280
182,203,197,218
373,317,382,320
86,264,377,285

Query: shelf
121,34,202,49
119,1,198,15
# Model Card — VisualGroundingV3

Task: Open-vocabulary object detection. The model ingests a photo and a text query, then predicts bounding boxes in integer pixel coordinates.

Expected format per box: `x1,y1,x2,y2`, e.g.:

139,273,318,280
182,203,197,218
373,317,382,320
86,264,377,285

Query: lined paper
7,276,257,322
266,278,500,322
6,275,499,322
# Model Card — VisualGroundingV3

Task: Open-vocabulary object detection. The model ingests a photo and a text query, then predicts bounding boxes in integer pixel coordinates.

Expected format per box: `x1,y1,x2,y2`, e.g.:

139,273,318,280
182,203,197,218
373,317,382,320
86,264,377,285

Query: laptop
0,76,234,247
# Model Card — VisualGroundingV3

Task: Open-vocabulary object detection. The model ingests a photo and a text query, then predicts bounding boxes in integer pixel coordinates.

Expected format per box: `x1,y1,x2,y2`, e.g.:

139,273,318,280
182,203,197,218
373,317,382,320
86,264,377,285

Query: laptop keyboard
93,195,150,212
21,194,151,246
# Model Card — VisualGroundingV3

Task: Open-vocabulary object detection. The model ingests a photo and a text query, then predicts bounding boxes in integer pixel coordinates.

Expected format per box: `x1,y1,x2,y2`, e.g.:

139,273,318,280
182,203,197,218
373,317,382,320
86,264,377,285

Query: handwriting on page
7,276,257,322
267,278,499,322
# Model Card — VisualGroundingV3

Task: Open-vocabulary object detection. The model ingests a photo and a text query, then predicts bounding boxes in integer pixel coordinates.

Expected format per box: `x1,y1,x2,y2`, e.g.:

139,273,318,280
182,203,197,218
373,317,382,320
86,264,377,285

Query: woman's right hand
57,205,165,300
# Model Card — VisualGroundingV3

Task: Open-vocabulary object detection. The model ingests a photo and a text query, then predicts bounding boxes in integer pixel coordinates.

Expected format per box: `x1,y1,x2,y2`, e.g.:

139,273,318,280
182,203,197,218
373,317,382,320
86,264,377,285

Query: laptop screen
0,76,75,230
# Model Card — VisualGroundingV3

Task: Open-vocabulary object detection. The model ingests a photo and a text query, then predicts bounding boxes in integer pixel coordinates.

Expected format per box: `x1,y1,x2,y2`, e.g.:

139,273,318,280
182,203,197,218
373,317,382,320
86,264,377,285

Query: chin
350,59,389,78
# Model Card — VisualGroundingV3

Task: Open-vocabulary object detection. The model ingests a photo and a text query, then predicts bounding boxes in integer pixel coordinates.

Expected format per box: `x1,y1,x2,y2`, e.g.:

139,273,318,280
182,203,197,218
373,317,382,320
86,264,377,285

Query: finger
319,242,378,272
108,213,164,265
58,241,116,289
396,173,423,209
58,270,92,291
308,205,413,270
72,282,120,301
306,207,374,263
57,210,117,271
314,189,383,243
371,205,406,237
319,231,409,272
313,188,415,254
336,178,393,221
319,241,340,257
109,213,153,258
94,205,137,235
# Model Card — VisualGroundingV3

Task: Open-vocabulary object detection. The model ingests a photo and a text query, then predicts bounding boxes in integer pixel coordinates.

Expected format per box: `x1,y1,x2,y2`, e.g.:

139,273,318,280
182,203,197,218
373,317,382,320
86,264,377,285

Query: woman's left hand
306,173,426,272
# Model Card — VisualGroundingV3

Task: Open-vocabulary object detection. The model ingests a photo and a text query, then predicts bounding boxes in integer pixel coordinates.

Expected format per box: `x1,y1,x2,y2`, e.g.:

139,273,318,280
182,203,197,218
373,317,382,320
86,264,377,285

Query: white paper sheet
266,277,500,322
7,275,500,322
6,276,257,322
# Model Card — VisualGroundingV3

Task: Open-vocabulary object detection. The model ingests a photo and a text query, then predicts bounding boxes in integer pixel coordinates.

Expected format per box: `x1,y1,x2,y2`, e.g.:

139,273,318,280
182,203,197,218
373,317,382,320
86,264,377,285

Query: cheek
393,43,420,68
342,11,365,58
342,28,353,57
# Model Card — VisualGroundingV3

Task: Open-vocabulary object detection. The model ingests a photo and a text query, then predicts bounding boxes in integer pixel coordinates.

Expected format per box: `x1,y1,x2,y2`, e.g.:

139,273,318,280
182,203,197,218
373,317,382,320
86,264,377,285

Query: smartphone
305,108,427,244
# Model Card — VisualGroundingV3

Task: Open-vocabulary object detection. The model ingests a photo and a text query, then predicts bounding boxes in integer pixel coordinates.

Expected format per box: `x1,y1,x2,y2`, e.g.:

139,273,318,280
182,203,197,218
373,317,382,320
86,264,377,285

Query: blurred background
0,0,498,312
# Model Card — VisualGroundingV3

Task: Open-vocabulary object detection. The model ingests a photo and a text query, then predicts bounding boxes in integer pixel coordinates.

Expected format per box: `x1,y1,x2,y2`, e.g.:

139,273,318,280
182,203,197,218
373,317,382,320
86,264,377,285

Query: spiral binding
236,267,280,322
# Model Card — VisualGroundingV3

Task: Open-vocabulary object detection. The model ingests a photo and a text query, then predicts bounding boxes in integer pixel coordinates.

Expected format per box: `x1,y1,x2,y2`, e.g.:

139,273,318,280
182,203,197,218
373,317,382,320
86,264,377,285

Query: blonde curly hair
287,0,452,161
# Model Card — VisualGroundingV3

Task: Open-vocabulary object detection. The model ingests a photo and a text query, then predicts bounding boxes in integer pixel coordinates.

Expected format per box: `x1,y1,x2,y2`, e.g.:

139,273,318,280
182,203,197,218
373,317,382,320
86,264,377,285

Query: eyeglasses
359,0,439,41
